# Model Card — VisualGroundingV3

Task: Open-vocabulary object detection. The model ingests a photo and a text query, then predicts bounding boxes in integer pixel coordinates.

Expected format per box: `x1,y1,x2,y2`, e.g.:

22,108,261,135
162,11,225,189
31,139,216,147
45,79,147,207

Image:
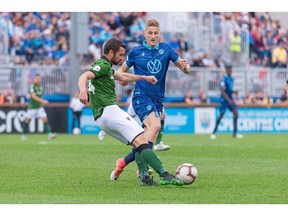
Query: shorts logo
147,59,162,74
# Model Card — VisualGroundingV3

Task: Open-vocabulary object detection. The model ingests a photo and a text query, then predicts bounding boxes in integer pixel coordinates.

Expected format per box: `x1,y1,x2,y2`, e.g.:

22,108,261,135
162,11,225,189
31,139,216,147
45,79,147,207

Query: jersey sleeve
220,78,226,90
168,45,180,63
89,62,110,78
28,85,35,94
125,49,135,68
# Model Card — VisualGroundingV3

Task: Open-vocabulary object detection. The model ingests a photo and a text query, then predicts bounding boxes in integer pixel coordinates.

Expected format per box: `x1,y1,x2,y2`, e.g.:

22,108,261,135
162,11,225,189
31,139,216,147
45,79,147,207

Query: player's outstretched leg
137,144,183,186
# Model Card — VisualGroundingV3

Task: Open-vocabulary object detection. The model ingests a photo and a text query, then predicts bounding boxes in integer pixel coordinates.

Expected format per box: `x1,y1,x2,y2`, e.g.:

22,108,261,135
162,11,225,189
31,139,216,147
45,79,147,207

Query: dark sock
135,152,148,177
22,122,29,135
44,122,51,134
124,147,136,165
148,141,153,149
233,116,238,135
139,148,166,175
213,117,222,134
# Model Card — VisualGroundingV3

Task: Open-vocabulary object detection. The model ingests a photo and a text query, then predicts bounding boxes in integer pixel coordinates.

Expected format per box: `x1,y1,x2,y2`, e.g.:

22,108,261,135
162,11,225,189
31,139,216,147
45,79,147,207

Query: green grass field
0,133,287,204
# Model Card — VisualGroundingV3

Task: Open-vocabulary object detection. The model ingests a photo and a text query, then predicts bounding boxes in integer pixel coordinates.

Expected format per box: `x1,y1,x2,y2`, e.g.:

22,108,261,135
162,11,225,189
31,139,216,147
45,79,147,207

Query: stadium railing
0,65,288,102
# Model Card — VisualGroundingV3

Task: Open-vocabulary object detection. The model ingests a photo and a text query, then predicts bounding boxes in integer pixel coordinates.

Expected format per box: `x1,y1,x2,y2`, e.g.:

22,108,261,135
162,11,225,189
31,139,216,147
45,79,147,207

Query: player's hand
146,76,158,85
42,99,49,105
79,90,89,105
179,59,190,74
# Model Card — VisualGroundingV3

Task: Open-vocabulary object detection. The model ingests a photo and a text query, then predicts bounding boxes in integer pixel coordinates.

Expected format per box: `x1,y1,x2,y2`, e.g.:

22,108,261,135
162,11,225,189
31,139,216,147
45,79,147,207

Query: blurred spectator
182,46,195,66
192,52,204,67
184,89,197,105
168,34,180,52
263,29,276,64
0,91,4,104
69,90,85,131
129,18,143,43
254,90,266,105
1,85,16,103
202,52,216,67
233,90,244,105
178,33,189,53
244,90,255,104
229,30,242,67
276,79,288,105
271,39,287,68
197,89,208,103
252,31,265,62
214,53,226,70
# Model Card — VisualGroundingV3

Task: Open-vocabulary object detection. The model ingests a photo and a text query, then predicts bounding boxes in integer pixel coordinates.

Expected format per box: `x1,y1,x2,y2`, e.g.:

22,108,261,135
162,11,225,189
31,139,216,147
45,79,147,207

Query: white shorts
96,105,144,145
26,107,47,119
127,102,136,117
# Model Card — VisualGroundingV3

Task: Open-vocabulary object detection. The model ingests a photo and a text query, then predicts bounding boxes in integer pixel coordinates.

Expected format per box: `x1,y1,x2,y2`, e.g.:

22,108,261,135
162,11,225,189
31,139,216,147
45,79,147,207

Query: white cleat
210,134,216,139
48,133,57,140
110,170,118,181
98,130,106,141
153,141,170,151
21,134,27,141
234,134,244,139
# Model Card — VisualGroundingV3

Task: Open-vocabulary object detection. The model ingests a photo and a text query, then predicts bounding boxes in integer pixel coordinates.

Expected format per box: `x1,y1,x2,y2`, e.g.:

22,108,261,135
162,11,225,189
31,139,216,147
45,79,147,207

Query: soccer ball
72,127,81,135
175,163,198,185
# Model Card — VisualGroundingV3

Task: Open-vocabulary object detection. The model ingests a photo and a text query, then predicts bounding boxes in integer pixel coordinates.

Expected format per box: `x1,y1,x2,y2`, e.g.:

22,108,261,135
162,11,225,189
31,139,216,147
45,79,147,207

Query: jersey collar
101,55,112,66
143,40,159,50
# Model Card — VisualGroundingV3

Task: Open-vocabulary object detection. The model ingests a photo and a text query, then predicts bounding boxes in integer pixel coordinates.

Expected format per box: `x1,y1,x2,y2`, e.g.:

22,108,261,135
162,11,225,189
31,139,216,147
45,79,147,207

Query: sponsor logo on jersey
147,59,162,74
158,49,164,55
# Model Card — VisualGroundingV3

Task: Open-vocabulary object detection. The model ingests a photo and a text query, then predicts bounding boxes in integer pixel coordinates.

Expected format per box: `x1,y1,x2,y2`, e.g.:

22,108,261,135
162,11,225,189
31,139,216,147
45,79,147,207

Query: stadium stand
0,12,288,103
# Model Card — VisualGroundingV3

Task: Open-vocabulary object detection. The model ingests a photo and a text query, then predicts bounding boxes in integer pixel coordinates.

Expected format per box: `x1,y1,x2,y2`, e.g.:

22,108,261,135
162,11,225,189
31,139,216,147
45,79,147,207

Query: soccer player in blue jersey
210,65,244,139
110,19,191,181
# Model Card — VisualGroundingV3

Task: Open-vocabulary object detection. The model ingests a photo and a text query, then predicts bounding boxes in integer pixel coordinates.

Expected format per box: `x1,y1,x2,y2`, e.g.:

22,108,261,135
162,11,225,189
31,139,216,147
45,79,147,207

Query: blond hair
146,19,160,28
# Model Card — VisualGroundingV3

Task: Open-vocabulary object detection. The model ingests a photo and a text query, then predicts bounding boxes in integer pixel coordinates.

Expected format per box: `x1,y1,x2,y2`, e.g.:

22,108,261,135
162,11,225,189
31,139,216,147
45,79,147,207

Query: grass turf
0,133,287,204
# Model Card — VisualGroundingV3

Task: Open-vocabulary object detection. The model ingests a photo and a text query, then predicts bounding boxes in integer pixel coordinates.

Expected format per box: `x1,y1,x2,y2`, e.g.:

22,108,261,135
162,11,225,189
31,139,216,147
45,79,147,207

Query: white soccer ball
175,163,198,185
72,127,81,135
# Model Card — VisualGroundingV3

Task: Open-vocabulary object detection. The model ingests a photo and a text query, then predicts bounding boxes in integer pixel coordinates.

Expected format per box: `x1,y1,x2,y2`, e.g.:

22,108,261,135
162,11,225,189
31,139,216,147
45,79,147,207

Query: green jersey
28,83,43,109
88,57,118,119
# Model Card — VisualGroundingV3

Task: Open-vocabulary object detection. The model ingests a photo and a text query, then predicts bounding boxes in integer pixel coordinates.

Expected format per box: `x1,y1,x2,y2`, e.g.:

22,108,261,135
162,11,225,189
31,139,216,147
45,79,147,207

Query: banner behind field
70,107,288,134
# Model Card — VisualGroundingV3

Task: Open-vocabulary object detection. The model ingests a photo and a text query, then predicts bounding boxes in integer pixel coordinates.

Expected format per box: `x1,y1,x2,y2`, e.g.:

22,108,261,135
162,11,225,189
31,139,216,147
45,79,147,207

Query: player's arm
175,58,191,74
30,92,48,105
113,70,157,85
117,63,130,86
221,89,233,104
78,71,96,105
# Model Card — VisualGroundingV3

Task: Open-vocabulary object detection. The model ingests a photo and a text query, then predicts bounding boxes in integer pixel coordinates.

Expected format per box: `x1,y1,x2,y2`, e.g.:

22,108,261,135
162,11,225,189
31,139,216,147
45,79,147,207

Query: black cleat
140,175,159,186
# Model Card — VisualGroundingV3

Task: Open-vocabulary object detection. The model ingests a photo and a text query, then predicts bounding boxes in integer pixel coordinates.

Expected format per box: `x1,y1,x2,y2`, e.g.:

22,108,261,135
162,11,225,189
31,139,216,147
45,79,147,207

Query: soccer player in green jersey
78,37,183,186
21,74,57,140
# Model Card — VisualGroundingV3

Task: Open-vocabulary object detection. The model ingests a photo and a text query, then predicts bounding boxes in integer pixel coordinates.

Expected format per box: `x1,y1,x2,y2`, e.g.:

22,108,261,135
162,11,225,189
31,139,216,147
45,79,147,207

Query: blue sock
124,147,137,165
233,116,238,135
148,141,153,149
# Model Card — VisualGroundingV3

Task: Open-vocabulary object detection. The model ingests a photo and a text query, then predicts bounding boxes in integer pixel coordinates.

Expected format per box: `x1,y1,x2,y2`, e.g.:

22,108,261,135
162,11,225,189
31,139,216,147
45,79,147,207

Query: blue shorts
219,101,237,114
132,93,163,122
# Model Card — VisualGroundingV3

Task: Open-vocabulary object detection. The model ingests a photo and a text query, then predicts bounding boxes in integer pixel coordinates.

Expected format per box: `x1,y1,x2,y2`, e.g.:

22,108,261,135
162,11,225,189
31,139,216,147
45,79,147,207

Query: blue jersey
125,41,179,101
220,74,234,102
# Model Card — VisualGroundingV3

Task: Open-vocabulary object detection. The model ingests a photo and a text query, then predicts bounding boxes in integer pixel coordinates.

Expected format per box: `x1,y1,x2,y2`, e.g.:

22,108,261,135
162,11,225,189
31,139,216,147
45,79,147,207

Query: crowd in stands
1,12,288,68
1,12,288,105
